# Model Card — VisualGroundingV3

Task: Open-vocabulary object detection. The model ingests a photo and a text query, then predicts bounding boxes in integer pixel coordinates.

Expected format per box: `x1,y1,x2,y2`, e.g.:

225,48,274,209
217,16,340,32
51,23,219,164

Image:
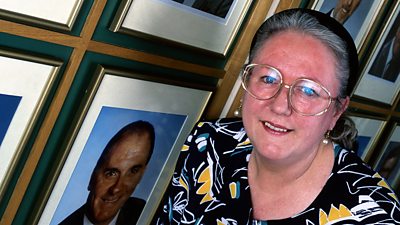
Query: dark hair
249,8,360,150
99,120,155,166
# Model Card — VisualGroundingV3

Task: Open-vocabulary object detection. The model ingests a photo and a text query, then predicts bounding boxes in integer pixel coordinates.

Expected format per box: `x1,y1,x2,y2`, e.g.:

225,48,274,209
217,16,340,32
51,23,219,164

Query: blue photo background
0,93,22,147
51,106,186,224
356,135,371,158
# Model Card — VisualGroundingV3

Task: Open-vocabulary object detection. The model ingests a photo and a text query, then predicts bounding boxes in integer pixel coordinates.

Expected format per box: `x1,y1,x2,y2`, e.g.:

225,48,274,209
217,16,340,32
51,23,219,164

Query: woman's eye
300,86,318,97
262,75,277,84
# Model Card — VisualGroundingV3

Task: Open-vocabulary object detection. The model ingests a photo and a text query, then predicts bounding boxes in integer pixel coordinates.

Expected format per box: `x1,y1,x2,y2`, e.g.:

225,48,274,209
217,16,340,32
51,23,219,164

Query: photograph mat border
0,0,84,31
0,50,61,200
110,0,253,55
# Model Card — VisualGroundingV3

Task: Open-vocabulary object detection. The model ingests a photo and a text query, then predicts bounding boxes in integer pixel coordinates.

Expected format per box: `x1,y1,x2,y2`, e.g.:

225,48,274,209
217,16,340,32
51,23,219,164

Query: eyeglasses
241,63,338,116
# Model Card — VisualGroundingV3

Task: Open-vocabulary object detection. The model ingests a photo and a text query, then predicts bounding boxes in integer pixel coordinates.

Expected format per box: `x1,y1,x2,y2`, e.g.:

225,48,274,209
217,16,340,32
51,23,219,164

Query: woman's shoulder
333,148,399,203
322,146,400,222
333,146,380,181
332,146,398,198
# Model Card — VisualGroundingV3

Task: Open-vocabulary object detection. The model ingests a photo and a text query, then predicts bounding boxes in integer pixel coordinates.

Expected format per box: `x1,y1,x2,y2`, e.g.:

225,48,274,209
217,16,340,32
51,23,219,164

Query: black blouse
153,118,400,224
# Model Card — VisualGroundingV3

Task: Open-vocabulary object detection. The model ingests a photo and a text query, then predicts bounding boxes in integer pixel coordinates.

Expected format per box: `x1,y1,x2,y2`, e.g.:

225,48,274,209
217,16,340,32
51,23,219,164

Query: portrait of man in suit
327,0,361,24
369,24,400,82
319,0,373,46
59,120,155,225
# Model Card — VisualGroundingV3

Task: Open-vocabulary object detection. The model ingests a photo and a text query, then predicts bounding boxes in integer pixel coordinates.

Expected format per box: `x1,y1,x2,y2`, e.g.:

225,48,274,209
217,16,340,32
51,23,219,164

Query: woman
152,8,400,224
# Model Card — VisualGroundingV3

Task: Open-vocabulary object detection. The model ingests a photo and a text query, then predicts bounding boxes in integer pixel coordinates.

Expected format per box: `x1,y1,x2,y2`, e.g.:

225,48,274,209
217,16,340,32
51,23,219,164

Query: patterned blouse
152,118,400,224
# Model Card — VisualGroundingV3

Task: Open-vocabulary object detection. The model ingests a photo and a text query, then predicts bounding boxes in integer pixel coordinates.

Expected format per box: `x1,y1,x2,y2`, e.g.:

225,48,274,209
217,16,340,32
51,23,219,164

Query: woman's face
242,31,347,164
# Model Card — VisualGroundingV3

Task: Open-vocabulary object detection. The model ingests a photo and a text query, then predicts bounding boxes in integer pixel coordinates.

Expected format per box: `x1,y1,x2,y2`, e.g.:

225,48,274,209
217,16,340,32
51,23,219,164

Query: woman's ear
338,96,350,115
330,96,350,130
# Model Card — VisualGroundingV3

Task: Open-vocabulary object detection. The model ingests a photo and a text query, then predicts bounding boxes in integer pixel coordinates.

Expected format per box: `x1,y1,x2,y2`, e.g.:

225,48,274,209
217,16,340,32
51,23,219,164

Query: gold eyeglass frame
241,63,339,116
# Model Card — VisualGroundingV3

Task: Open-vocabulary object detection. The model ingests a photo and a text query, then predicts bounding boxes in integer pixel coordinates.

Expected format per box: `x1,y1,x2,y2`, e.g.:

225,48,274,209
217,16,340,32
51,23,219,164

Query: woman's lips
263,121,291,133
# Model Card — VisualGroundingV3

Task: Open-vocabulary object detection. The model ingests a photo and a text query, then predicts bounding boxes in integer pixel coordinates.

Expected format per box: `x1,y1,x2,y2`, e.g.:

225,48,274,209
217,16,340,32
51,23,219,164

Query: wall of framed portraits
0,0,400,224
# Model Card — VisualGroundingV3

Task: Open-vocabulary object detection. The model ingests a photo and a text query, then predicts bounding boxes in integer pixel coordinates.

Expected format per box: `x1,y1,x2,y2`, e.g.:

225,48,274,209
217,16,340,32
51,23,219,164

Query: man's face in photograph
86,131,151,224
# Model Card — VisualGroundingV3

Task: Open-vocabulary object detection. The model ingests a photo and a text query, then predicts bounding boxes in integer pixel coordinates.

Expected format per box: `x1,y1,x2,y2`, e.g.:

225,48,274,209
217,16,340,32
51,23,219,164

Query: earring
323,130,331,144
233,99,243,117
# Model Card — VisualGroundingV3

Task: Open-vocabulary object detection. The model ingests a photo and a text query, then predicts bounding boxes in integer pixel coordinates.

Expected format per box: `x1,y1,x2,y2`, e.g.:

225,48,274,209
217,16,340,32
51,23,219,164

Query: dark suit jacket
369,38,400,82
192,0,233,18
58,197,145,225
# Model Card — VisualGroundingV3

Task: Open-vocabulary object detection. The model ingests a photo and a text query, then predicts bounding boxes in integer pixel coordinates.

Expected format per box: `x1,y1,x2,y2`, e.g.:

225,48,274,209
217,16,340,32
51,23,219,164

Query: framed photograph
311,0,385,52
374,123,400,191
0,0,84,31
110,0,253,56
349,115,386,162
0,49,62,200
353,2,400,104
37,66,212,225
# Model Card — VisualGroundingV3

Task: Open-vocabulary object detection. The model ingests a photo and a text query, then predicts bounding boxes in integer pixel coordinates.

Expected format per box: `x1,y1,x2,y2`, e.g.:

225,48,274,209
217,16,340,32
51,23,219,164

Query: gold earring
323,130,331,144
233,99,243,117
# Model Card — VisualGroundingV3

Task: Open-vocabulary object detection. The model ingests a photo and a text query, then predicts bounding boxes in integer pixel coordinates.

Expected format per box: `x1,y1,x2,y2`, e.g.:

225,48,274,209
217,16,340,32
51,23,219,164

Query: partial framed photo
374,123,400,191
37,66,212,225
0,0,84,31
311,0,385,51
353,2,400,104
0,49,62,200
110,0,253,56
349,115,386,162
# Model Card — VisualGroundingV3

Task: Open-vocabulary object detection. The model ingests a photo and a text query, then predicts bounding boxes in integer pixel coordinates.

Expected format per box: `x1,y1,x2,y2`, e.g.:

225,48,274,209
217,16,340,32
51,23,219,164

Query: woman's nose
269,85,292,116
